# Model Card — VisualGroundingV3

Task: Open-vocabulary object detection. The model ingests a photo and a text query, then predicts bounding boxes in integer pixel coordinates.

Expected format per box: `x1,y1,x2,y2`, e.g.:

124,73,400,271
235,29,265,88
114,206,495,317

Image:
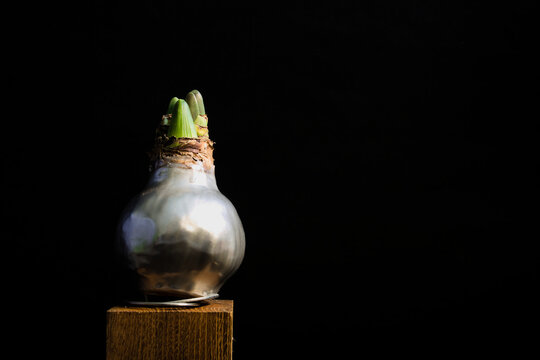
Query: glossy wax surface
118,163,245,298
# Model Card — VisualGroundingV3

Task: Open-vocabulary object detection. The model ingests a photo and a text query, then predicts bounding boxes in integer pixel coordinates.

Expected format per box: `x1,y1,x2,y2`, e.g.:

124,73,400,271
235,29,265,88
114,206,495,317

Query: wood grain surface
106,300,233,360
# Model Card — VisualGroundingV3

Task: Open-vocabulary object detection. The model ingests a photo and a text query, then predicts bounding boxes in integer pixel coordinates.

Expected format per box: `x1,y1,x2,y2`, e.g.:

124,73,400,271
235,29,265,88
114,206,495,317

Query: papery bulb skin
117,138,245,299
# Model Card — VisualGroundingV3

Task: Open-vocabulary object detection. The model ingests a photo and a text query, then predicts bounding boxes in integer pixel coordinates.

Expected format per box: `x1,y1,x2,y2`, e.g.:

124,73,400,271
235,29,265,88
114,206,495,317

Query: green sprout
167,98,198,138
186,90,208,137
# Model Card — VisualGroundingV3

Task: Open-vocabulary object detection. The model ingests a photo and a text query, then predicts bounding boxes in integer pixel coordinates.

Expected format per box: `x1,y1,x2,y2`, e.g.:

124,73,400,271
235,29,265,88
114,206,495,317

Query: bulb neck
150,137,215,171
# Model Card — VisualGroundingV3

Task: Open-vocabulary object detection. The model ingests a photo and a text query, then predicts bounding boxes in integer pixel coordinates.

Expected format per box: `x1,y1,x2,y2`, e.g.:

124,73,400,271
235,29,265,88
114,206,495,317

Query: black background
6,1,538,358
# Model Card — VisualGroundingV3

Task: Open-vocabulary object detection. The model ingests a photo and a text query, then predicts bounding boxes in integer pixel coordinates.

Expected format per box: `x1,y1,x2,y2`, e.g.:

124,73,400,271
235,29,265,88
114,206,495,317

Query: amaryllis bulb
116,94,245,299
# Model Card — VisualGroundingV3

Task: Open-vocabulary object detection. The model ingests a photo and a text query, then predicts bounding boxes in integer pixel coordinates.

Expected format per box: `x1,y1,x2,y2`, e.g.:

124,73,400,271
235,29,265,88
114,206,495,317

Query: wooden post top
108,300,233,314
107,300,234,359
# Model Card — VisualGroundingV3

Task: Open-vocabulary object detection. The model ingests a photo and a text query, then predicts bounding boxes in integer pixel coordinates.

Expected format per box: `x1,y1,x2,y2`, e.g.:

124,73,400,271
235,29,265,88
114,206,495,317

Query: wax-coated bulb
117,161,245,298
117,93,244,301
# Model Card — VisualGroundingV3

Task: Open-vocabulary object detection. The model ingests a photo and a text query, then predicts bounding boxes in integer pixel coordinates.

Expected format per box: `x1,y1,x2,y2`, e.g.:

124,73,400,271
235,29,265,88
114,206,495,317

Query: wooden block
106,300,233,360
